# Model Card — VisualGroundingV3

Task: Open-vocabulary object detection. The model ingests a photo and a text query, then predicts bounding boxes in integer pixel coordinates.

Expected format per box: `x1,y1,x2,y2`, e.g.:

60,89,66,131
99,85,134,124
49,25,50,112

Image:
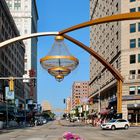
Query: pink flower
63,132,74,139
63,132,84,140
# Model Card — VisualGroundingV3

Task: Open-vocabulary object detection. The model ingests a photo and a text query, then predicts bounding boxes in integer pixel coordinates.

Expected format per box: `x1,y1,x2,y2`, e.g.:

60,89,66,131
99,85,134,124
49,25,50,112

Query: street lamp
40,35,79,82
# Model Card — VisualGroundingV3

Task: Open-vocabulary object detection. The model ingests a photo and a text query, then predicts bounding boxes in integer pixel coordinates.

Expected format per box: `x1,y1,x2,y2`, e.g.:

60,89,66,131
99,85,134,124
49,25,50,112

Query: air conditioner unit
129,74,135,79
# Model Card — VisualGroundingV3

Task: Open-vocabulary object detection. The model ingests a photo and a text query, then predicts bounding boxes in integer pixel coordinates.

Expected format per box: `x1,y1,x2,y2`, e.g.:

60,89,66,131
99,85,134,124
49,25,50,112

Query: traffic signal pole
0,77,36,80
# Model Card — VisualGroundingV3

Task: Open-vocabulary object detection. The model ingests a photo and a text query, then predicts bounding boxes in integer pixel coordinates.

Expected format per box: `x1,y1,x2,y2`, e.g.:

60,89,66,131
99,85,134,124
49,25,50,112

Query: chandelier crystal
40,35,79,82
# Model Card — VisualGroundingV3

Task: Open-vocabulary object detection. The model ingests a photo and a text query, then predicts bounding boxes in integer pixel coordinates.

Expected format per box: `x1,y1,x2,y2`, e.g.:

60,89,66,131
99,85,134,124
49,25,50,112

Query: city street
0,120,140,140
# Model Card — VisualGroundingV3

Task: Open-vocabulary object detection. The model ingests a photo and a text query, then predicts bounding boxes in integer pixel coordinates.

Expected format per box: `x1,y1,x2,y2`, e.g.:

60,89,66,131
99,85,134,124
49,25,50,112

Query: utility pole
98,85,101,118
6,100,9,128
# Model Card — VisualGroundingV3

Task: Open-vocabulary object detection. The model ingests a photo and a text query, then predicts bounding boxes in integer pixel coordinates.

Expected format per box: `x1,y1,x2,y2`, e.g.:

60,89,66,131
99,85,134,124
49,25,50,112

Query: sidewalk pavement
0,125,30,134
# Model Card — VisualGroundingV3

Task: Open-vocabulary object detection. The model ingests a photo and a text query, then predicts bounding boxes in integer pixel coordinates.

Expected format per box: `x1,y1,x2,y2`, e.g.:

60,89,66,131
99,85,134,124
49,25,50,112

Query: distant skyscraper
6,0,39,102
72,81,89,109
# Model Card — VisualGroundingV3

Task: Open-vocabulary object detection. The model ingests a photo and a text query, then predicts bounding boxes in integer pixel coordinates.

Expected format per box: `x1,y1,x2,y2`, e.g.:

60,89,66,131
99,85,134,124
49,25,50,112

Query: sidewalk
130,123,140,127
0,125,29,134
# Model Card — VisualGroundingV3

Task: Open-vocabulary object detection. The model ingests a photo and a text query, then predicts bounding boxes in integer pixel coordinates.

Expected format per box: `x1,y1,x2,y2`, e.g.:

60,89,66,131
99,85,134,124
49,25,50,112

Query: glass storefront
128,108,140,124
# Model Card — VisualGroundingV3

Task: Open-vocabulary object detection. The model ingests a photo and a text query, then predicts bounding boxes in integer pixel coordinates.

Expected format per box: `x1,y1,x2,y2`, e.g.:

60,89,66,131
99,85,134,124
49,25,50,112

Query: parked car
101,119,130,130
42,118,47,124
70,117,79,122
35,116,43,126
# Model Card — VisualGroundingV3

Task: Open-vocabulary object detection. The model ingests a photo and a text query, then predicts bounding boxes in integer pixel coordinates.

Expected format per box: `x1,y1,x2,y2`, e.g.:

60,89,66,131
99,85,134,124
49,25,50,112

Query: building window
130,39,136,48
130,24,136,33
137,87,140,94
130,0,136,2
138,23,140,32
7,1,12,9
116,46,119,53
116,60,119,68
138,7,140,11
129,70,136,79
138,54,140,63
130,55,136,64
116,31,119,40
129,87,135,95
138,69,140,74
138,38,140,48
116,3,118,11
130,70,136,75
14,0,21,10
130,8,136,12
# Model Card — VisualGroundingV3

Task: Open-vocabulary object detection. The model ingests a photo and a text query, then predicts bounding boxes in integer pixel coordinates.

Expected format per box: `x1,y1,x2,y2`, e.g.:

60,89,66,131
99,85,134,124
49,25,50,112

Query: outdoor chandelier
40,35,79,82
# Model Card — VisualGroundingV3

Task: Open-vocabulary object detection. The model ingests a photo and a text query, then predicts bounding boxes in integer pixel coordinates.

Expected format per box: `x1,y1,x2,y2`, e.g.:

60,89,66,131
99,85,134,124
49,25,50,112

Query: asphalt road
0,120,140,140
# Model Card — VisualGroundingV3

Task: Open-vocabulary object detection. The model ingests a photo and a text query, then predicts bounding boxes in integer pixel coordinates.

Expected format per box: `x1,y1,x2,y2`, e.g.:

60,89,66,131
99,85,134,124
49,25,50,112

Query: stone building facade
89,0,140,124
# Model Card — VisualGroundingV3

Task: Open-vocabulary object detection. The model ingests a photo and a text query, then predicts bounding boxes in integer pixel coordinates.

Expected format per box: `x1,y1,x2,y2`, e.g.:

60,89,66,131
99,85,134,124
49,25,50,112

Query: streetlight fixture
40,35,79,82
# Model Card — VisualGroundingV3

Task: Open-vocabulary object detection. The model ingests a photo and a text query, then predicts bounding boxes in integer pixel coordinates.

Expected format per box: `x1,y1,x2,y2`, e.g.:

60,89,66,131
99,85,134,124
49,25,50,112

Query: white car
101,119,130,130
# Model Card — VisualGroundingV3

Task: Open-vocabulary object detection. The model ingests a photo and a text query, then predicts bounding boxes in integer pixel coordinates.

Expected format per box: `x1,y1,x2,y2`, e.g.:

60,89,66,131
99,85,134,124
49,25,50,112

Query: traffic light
63,98,66,104
9,79,14,91
33,79,36,87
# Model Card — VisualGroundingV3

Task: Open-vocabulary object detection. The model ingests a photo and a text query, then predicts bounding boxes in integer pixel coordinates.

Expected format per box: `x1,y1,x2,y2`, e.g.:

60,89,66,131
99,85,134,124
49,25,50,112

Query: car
70,117,79,122
66,118,69,121
101,119,130,130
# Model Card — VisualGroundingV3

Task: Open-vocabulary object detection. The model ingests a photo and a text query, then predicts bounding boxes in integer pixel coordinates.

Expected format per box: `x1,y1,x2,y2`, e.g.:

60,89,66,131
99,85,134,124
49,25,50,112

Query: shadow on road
0,130,13,134
61,124,86,127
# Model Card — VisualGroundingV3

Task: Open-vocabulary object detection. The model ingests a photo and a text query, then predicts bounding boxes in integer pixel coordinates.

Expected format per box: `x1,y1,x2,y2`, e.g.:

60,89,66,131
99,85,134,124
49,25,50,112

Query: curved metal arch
62,34,123,82
0,31,123,81
59,12,140,34
0,12,140,114
0,32,59,48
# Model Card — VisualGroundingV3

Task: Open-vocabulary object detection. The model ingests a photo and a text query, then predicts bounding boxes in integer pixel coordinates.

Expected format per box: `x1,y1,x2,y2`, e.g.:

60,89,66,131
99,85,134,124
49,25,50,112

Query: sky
36,0,90,110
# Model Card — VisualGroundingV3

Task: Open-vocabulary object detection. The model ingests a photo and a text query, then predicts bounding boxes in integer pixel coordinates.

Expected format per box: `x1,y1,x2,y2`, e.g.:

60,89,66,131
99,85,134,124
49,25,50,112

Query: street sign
15,99,19,107
23,74,30,83
5,87,14,100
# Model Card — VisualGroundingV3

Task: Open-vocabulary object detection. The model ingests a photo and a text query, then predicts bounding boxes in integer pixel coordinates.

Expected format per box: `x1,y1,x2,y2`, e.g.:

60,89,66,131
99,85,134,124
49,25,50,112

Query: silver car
101,119,130,130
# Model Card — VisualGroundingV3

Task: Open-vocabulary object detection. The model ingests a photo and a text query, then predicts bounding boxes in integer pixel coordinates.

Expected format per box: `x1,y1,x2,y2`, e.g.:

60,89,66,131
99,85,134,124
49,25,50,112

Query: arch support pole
117,79,123,115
